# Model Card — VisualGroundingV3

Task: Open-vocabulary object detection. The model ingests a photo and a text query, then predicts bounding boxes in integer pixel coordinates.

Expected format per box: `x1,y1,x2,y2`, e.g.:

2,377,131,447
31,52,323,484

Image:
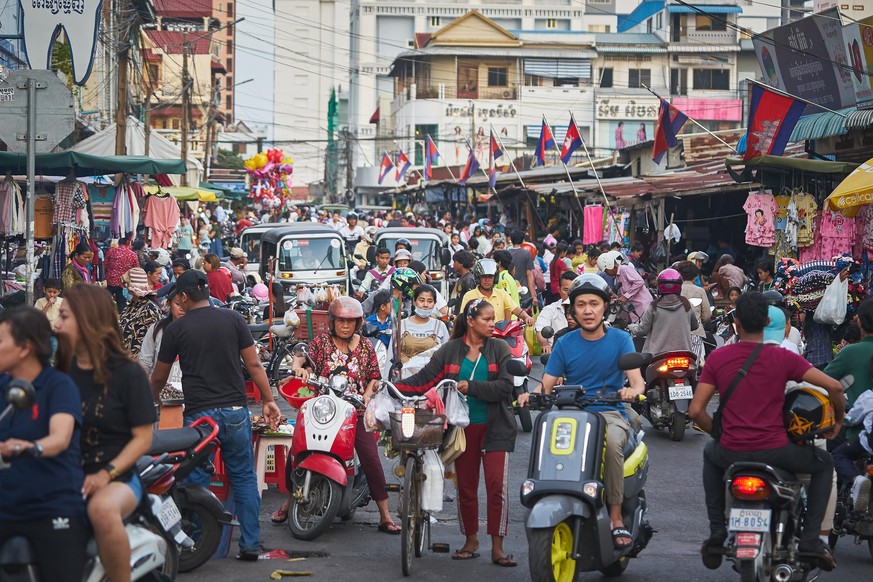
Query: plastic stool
254,435,294,495
245,380,262,403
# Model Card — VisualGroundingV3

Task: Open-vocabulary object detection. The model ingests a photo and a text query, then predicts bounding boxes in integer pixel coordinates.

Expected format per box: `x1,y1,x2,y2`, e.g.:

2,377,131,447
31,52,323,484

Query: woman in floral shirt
274,297,398,532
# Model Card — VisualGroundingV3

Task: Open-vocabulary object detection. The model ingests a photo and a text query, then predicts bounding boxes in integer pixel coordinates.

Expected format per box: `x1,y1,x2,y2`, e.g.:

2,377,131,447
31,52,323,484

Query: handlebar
381,379,459,405
521,388,645,411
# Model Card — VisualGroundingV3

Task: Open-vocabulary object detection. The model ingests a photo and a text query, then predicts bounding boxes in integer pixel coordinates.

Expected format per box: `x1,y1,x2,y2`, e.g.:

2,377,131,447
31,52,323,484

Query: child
34,278,63,325
364,290,393,349
727,286,742,310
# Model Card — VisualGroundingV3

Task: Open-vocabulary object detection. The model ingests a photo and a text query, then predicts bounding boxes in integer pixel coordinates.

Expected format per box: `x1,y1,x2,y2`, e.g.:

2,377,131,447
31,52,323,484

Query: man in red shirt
104,237,140,311
690,291,844,571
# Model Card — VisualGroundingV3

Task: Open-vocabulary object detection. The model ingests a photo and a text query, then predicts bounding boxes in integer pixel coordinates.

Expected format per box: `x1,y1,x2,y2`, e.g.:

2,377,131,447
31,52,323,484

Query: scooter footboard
525,495,591,528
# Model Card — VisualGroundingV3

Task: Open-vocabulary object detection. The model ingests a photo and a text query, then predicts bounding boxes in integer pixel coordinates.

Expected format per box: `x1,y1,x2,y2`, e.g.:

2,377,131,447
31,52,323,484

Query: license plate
728,508,771,533
668,384,693,400
157,497,182,531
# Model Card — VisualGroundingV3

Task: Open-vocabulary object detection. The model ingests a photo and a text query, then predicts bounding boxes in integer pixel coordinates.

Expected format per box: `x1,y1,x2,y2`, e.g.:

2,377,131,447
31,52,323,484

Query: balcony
395,83,518,106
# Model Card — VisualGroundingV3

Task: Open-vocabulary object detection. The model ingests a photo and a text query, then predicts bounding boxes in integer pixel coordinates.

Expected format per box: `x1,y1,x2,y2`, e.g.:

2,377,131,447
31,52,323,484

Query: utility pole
115,0,130,156
203,79,219,179
143,87,153,155
180,31,189,186
345,129,353,207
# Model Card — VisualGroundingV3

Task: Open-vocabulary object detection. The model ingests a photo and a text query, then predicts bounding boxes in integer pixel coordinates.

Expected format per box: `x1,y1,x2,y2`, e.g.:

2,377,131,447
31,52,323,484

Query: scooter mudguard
525,495,591,528
299,454,348,486
674,398,690,413
176,484,236,526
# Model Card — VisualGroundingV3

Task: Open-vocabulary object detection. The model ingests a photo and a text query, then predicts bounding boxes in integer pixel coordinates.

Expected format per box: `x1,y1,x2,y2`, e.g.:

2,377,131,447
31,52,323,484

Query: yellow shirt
34,296,63,325
460,287,518,322
571,253,587,271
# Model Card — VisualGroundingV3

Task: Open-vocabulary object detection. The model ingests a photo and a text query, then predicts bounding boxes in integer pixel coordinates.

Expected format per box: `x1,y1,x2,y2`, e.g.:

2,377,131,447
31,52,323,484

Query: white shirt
339,224,365,241
535,299,568,345
543,250,554,283
787,326,802,352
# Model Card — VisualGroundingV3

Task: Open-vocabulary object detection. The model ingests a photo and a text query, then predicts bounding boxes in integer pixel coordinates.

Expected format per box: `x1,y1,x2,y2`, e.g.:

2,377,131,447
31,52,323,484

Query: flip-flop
451,550,480,560
378,521,401,534
492,554,517,567
271,506,288,524
611,527,633,549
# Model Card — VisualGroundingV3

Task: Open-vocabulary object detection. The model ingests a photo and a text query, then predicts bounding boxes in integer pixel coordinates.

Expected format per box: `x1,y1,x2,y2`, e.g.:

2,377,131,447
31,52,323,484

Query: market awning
789,108,852,142
725,155,857,174
0,151,187,177
824,157,873,210
846,107,873,130
523,59,592,79
667,4,742,13
145,185,219,202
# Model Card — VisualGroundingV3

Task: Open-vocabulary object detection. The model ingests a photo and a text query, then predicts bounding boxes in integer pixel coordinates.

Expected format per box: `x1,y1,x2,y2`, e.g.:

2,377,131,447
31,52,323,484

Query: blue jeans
185,407,260,553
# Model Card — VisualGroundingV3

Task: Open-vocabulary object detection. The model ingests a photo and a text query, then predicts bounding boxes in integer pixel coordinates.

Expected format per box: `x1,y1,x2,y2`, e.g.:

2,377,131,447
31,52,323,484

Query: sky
234,0,275,140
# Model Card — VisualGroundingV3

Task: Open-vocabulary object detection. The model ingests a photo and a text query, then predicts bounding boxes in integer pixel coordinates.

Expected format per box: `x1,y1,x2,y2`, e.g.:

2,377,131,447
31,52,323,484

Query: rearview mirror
506,360,529,377
617,352,653,371
540,353,550,366
6,379,35,410
291,343,309,358
354,253,365,260
541,326,554,339
366,246,377,264
361,322,381,338
440,248,452,267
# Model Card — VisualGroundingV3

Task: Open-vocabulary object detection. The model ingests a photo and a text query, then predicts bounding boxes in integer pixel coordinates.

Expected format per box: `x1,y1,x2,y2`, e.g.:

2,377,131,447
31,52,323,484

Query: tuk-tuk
372,227,452,297
318,204,350,218
239,223,286,274
260,224,352,296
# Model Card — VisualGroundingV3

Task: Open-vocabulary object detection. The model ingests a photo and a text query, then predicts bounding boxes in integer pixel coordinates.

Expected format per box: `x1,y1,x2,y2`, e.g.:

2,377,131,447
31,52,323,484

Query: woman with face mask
398,285,450,376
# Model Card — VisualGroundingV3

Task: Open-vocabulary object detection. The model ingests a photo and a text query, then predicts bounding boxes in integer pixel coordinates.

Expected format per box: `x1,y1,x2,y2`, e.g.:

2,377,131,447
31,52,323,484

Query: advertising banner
753,8,855,110
843,16,873,108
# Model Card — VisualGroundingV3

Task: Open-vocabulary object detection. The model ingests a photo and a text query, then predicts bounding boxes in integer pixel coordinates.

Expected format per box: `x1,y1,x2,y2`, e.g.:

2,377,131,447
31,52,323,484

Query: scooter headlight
521,480,535,498
311,397,336,424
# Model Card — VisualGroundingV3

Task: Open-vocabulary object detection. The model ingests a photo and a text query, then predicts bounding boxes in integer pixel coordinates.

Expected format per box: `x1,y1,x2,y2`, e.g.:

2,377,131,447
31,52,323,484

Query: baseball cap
394,249,412,262
175,269,208,293
229,248,246,259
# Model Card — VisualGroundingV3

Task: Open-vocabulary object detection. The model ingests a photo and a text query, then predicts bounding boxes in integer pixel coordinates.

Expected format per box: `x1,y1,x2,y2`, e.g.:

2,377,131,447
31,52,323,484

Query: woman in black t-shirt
54,285,156,582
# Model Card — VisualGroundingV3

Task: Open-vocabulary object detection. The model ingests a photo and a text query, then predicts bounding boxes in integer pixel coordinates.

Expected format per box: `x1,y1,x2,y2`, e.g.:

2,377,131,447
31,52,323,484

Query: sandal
271,505,288,524
611,527,633,549
378,521,401,534
492,554,517,567
451,549,480,560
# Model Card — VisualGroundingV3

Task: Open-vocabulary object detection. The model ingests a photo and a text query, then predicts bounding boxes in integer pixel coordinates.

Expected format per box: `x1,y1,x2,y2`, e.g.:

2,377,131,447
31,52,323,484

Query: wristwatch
105,463,121,480
31,442,44,458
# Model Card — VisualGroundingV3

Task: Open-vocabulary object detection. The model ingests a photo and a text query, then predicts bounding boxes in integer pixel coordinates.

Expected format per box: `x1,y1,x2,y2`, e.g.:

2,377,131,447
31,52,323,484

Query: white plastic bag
813,276,848,325
445,387,470,428
373,389,397,428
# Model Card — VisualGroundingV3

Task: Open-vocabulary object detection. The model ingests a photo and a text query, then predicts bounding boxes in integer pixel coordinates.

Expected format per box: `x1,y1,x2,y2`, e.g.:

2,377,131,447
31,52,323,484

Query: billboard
843,16,873,108
753,8,855,110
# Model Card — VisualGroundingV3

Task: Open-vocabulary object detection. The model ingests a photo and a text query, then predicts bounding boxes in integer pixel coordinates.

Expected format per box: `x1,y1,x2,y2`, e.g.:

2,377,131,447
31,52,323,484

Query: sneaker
700,535,725,570
236,550,259,562
851,476,871,513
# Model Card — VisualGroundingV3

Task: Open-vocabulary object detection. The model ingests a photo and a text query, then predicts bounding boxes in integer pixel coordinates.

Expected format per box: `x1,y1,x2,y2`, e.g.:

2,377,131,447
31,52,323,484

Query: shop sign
842,16,873,108
595,97,659,121
444,102,517,121
671,98,742,121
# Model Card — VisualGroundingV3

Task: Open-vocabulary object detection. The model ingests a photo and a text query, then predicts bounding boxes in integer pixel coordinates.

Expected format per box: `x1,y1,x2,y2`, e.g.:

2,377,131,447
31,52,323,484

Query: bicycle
381,380,455,576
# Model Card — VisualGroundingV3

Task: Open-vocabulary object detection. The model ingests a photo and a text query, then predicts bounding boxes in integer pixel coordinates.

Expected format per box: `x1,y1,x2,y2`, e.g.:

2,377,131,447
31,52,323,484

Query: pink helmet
657,268,683,295
328,296,364,334
252,283,269,302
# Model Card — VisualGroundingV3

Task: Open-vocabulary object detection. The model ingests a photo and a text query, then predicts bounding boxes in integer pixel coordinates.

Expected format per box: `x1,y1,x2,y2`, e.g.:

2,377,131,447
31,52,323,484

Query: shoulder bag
710,343,764,443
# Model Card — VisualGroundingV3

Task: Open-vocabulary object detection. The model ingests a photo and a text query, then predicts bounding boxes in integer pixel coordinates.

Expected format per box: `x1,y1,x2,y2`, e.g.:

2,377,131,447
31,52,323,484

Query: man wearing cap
150,269,280,562
223,248,248,288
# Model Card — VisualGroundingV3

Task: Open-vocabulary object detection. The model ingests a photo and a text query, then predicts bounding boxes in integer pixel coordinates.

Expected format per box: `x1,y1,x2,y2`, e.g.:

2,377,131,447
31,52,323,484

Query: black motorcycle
637,351,697,442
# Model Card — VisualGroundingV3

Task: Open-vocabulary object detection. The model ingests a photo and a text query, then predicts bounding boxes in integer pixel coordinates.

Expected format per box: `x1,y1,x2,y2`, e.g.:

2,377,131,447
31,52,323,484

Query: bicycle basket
388,410,446,450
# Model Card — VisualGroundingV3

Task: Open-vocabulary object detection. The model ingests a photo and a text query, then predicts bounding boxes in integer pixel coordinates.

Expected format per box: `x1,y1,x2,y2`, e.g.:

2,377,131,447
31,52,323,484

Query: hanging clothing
53,181,87,226
795,193,818,247
743,191,777,247
88,186,116,227
0,181,24,236
770,193,799,260
819,207,855,261
582,205,604,245
34,196,53,239
606,210,630,247
143,195,179,249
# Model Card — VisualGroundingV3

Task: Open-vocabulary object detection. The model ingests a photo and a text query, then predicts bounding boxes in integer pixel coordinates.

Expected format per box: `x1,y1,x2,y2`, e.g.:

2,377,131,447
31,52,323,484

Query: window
227,2,233,17
226,58,233,71
430,16,440,27
599,67,613,88
226,76,233,87
147,64,160,84
226,95,232,109
628,68,651,88
226,40,233,53
524,74,544,86
554,77,578,87
161,119,168,129
588,24,611,32
487,67,508,87
695,14,727,31
693,69,730,90
227,21,234,35
547,18,557,29
172,118,180,129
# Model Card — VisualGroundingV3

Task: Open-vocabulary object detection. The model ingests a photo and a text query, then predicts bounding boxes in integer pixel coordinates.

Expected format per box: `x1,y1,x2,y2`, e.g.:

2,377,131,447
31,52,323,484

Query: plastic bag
373,389,396,428
445,387,470,428
813,276,848,325
525,303,543,356
363,397,380,432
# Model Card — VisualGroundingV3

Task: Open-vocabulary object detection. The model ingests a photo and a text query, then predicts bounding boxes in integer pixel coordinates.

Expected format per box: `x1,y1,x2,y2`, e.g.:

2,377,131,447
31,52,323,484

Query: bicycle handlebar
381,379,459,404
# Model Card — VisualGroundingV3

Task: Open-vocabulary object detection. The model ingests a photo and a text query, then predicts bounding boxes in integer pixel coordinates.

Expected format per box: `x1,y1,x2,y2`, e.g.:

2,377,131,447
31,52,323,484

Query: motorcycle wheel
177,499,223,573
668,411,686,442
288,474,342,541
401,456,420,576
526,522,577,582
271,344,295,384
518,407,533,433
599,556,629,577
868,539,873,561
739,560,759,582
828,530,839,549
144,518,180,580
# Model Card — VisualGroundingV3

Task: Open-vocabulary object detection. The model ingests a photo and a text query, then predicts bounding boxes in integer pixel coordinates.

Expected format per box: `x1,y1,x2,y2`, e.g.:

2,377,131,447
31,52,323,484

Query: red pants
355,416,388,502
455,424,510,537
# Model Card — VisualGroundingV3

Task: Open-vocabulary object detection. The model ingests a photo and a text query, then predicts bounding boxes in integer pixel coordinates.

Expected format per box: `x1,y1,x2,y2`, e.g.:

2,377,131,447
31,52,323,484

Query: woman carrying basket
394,299,518,567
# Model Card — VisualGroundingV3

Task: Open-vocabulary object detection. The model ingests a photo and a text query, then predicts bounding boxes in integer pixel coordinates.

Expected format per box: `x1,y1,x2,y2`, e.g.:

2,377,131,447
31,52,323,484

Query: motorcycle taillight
731,476,771,500
658,357,690,373
148,473,176,496
866,465,873,478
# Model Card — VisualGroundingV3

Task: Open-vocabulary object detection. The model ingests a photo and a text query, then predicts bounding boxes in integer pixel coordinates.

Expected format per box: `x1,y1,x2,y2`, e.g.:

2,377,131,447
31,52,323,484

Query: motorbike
637,351,697,442
518,354,654,582
278,344,372,540
828,410,873,560
145,416,236,573
491,320,550,433
0,380,182,582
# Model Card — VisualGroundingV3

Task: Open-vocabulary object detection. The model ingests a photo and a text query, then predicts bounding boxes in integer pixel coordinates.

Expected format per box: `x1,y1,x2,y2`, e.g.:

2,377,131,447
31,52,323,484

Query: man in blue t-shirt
519,273,644,550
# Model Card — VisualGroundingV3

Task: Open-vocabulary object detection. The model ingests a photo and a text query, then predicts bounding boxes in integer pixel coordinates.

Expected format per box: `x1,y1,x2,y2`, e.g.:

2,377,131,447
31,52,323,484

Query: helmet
568,273,612,305
762,289,784,306
251,283,269,302
363,226,378,242
596,250,623,272
657,268,683,295
687,251,709,263
783,386,836,442
473,258,499,279
393,249,412,263
396,238,412,250
391,267,419,299
328,296,365,334
347,212,358,221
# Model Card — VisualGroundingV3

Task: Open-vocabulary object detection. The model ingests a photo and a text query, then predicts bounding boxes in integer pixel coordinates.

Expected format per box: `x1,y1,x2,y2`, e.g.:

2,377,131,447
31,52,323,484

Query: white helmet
363,226,378,242
596,250,623,272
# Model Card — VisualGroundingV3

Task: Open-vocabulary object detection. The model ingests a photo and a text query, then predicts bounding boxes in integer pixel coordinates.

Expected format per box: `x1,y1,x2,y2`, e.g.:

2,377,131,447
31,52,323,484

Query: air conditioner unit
407,40,415,47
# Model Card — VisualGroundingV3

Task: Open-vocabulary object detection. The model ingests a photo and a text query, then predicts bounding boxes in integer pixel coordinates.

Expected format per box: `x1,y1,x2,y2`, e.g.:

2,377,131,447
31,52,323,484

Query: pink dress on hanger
582,205,604,244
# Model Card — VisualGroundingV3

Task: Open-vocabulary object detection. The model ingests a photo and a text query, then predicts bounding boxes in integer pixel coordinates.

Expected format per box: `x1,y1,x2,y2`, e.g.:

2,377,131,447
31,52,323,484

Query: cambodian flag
459,148,480,185
377,151,394,185
488,131,503,190
560,117,583,165
743,82,805,161
395,148,412,181
652,99,688,164
424,135,440,181
534,118,555,166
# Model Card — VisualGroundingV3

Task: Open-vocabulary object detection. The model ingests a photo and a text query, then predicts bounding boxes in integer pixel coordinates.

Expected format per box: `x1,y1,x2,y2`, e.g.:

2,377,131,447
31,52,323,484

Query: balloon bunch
244,149,294,204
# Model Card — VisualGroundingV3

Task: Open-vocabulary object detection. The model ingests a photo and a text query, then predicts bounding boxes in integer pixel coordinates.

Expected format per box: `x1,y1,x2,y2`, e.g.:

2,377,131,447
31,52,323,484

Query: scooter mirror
291,343,309,358
366,246,377,264
6,379,35,410
440,248,452,267
541,326,555,339
519,286,529,296
361,322,381,338
354,254,365,260
618,352,653,370
506,360,529,377
540,353,550,366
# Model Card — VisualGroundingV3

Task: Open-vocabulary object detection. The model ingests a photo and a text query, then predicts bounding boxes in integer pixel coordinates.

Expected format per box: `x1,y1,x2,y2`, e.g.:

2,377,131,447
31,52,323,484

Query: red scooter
492,319,534,432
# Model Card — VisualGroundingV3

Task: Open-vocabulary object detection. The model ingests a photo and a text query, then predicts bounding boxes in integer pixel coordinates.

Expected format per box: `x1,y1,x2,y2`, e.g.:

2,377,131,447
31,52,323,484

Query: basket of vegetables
279,378,317,410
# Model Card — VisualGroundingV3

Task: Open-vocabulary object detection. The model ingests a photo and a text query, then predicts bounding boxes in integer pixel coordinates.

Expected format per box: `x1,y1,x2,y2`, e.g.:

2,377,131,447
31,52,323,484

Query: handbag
440,425,466,465
445,385,470,427
711,343,764,443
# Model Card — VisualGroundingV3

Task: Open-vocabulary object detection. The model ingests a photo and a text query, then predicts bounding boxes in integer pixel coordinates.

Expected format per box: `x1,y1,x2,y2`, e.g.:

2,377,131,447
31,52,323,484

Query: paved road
182,363,871,581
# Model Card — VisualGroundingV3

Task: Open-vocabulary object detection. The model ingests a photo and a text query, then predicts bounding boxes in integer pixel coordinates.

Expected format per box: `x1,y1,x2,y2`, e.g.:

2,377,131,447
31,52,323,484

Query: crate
292,309,330,340
389,410,446,451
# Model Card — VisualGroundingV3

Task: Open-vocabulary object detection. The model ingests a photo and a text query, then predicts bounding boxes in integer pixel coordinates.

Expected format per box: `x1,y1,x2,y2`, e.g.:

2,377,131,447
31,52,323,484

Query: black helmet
762,289,784,306
568,273,612,305
784,386,836,442
473,258,498,279
396,238,412,250
347,212,358,221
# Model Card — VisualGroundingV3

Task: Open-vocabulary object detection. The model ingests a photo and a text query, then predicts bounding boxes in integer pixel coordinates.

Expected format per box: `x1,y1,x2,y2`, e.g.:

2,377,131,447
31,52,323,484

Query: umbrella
825,158,873,211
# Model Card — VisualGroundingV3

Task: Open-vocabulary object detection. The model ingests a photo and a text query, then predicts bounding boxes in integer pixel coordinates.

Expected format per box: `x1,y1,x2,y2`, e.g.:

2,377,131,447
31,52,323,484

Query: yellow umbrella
825,158,873,212
144,185,219,202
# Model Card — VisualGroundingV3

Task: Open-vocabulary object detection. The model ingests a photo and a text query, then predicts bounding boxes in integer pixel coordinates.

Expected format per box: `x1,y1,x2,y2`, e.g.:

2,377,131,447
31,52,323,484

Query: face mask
415,307,434,319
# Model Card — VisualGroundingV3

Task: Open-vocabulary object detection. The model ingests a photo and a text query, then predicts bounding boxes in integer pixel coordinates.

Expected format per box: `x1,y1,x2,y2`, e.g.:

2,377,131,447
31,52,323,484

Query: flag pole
543,115,586,216
642,83,740,154
394,139,425,184
463,138,490,181
570,112,610,208
491,123,527,189
745,78,848,118
432,134,459,182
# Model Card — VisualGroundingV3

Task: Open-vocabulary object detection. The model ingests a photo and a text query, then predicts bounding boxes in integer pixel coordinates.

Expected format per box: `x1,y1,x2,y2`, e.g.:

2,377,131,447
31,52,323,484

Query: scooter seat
726,462,799,484
136,456,175,487
148,426,204,455
270,324,294,338
0,536,35,566
622,439,637,459
248,323,270,334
